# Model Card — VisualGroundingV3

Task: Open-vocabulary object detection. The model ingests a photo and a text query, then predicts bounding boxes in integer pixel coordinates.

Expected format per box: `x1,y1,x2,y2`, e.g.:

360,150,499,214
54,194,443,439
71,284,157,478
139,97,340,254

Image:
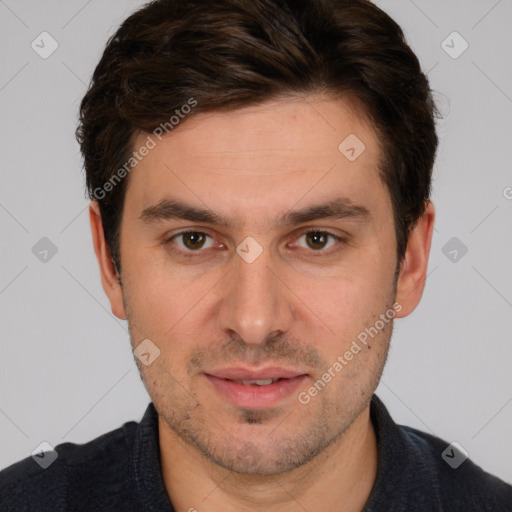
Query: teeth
239,379,276,386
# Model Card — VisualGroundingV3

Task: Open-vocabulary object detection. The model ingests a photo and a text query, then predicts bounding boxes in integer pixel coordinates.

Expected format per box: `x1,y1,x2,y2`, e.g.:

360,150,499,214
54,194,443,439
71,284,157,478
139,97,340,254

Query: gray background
1,0,511,483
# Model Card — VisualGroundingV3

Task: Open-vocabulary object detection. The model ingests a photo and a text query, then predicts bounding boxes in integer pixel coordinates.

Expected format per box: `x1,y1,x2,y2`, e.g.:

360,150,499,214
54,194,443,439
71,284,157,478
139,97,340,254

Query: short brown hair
77,0,438,270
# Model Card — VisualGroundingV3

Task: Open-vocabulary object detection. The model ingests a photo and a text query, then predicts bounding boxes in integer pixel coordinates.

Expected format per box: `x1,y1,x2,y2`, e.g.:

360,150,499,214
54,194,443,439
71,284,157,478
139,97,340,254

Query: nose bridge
217,244,293,345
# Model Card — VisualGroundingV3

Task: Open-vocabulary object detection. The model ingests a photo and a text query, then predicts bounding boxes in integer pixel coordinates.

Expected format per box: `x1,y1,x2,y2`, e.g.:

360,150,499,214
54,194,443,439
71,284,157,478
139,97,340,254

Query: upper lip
206,367,306,380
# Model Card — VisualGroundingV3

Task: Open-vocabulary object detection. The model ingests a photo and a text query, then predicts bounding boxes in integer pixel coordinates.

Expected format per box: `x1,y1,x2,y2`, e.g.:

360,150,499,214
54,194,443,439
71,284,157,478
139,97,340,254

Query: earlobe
395,201,435,318
89,201,127,320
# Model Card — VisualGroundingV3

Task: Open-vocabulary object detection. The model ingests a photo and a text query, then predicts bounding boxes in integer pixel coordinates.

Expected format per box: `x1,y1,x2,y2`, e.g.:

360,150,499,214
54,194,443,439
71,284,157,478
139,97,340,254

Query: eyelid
164,227,348,256
290,228,346,255
164,229,220,255
164,228,214,242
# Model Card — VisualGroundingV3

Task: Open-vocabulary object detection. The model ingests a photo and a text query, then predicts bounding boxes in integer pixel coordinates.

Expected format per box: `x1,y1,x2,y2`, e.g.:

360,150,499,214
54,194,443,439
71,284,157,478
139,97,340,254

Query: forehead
138,95,378,167
124,95,389,224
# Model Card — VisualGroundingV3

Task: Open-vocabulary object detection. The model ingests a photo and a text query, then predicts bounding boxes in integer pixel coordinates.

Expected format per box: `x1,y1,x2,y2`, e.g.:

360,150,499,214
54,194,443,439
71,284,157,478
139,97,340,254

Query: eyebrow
139,197,370,229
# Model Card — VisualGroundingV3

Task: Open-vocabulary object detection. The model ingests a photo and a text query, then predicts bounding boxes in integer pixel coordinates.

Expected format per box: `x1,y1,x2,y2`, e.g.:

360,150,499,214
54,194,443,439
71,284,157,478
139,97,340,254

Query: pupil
307,232,326,250
185,233,204,249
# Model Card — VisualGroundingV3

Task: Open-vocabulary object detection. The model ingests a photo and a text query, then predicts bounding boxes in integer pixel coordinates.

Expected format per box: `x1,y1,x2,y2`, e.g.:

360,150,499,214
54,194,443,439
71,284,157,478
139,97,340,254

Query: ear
89,201,127,320
395,201,435,318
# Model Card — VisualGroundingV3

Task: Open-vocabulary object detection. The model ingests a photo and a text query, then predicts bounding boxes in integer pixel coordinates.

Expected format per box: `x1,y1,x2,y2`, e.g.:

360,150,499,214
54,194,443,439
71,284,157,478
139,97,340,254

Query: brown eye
294,230,341,253
172,231,215,251
305,231,329,250
182,232,206,250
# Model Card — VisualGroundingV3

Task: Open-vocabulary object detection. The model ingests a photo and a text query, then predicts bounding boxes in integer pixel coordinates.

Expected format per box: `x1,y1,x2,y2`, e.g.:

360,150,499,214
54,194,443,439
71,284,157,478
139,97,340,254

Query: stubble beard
123,285,394,476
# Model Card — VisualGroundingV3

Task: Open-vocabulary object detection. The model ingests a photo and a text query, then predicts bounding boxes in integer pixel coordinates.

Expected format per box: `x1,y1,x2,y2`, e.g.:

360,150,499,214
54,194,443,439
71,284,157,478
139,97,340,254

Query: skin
90,94,435,512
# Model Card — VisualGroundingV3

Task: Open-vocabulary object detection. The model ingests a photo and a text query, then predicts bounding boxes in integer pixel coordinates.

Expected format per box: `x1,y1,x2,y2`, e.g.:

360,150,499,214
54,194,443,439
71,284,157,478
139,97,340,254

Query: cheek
121,254,221,354
305,276,394,389
121,216,397,357
295,259,395,339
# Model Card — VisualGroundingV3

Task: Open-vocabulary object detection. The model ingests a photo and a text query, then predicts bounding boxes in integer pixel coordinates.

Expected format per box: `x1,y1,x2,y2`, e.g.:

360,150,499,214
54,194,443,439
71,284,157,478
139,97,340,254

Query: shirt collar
130,403,175,511
363,394,443,511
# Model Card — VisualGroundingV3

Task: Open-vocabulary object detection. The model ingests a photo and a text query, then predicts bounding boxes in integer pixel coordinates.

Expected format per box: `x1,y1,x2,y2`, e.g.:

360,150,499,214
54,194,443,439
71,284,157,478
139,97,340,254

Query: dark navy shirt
1,395,511,511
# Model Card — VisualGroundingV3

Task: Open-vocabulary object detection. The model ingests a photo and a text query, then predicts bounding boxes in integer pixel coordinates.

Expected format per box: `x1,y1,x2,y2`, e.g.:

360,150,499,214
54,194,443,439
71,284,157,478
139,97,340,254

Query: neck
159,405,378,512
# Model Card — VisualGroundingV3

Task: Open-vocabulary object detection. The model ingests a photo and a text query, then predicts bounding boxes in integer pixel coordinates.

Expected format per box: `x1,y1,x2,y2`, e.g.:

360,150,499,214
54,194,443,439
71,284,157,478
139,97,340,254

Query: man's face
115,96,400,474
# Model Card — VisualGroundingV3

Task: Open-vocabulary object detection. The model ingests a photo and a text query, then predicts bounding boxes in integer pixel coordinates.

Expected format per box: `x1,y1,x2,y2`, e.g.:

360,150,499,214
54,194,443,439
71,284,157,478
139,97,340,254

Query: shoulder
0,420,139,512
367,395,512,511
402,425,512,510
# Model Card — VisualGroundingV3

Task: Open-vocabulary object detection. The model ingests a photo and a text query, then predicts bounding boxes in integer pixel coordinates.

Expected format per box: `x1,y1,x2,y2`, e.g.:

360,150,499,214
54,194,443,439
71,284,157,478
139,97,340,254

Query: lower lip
204,374,307,409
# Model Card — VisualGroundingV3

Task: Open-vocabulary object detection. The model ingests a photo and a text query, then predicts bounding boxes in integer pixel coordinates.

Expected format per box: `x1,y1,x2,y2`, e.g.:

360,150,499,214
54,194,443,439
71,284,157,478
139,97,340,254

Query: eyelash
164,229,346,258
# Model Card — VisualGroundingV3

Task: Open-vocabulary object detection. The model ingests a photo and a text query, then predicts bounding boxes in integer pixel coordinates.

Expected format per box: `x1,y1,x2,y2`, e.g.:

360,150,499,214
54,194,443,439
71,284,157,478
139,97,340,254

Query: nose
216,244,294,346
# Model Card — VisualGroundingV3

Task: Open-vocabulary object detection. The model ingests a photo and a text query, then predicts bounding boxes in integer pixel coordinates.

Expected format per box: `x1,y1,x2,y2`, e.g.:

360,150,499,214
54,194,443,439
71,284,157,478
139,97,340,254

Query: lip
208,367,305,380
204,367,308,409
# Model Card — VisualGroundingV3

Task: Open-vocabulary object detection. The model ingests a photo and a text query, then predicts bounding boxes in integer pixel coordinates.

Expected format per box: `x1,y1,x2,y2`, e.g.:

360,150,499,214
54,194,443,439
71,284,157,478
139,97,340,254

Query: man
1,0,511,510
